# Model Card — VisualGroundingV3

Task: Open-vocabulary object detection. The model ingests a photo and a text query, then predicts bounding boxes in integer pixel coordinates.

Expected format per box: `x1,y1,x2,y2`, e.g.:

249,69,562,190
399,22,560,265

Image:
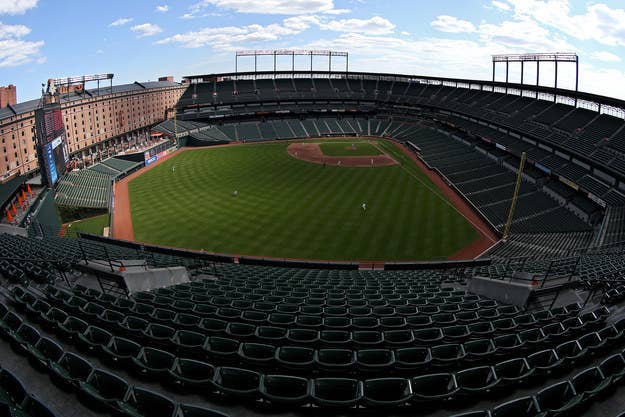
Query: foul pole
503,152,527,241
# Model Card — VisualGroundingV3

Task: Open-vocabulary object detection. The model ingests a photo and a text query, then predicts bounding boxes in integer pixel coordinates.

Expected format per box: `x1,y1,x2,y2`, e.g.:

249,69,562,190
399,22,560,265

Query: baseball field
125,138,484,261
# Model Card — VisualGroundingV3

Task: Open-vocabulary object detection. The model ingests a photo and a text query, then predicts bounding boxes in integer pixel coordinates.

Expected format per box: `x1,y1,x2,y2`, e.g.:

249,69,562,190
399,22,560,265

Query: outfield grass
128,139,480,260
65,214,109,237
319,142,382,156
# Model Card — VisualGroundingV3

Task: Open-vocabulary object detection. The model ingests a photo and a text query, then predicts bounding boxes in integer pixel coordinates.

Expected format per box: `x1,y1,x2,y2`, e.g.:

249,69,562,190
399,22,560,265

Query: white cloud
0,38,43,67
0,21,30,38
431,15,476,33
188,0,343,15
0,0,37,15
156,5,169,13
131,23,163,38
478,19,573,51
158,15,317,48
319,16,395,35
591,51,621,63
502,0,625,47
0,21,42,67
110,17,133,26
491,0,510,11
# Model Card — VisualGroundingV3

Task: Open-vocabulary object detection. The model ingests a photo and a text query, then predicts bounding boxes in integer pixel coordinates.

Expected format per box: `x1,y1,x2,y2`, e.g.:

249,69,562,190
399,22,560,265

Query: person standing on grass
361,201,366,211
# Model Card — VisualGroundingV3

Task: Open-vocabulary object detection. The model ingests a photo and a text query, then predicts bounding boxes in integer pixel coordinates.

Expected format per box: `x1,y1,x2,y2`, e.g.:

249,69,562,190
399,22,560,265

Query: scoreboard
35,103,69,187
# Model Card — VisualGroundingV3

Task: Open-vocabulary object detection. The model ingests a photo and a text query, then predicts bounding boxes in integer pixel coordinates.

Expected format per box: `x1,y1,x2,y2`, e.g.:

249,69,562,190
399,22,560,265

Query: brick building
0,79,186,179
0,85,17,109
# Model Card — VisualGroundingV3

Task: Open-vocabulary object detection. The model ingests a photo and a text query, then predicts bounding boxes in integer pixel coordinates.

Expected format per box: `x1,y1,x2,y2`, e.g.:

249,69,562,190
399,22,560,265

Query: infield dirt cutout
287,141,398,167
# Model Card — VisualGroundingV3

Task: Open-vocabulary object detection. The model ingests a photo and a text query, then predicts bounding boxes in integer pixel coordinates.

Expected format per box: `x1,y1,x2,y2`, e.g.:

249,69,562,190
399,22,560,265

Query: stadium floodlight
492,52,579,101
235,49,349,73
48,73,115,100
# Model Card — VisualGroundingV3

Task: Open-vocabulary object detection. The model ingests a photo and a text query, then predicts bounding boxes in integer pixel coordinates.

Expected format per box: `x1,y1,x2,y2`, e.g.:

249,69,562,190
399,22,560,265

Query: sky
1,0,625,103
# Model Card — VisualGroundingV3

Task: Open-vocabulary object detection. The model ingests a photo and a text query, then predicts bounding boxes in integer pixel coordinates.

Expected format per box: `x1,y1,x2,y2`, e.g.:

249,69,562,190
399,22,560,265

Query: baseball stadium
2,16,625,417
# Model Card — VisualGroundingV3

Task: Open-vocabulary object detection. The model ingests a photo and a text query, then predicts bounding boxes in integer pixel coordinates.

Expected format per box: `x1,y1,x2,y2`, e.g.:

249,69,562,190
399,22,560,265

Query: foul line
391,149,497,242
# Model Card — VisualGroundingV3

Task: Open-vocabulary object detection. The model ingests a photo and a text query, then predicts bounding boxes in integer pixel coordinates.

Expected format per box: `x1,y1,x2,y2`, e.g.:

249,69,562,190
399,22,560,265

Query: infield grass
128,138,480,260
319,142,382,156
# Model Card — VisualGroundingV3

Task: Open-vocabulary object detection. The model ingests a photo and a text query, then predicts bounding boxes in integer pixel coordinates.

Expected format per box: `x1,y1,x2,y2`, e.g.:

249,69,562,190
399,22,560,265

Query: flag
26,184,32,194
11,203,16,215
6,210,12,223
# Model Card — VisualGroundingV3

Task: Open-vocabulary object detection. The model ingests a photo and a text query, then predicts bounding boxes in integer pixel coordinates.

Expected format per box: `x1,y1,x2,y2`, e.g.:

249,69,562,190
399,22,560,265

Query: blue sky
1,0,625,102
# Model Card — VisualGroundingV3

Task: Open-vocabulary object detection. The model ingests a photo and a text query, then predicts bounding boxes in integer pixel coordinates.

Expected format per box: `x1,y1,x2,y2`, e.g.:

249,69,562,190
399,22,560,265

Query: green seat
526,349,563,376
173,313,202,331
275,346,315,371
49,352,93,388
0,369,27,408
238,342,276,367
383,330,414,348
600,354,625,383
132,303,155,320
431,343,466,368
468,322,495,338
555,340,585,366
535,380,582,417
286,329,319,346
411,372,458,404
58,316,88,342
413,328,444,345
254,326,287,344
213,367,261,400
491,396,539,417
577,332,604,356
356,349,395,373
319,330,352,348
198,318,227,336
494,357,534,386
493,334,524,357
493,318,517,333
442,325,470,342
204,337,239,363
142,323,175,349
28,337,63,369
311,378,362,408
118,386,177,417
315,349,356,373
132,347,176,380
449,411,491,417
518,328,546,350
598,325,620,346
99,309,125,327
171,330,206,360
0,312,23,340
77,326,112,354
571,367,611,400
464,339,496,364
79,302,105,322
13,323,41,353
112,297,135,315
151,308,177,326
25,299,50,322
260,374,310,406
225,322,255,339
177,403,230,417
102,337,142,368
168,358,215,393
39,307,68,331
79,368,129,413
62,296,88,315
455,366,500,398
394,347,431,371
362,377,411,407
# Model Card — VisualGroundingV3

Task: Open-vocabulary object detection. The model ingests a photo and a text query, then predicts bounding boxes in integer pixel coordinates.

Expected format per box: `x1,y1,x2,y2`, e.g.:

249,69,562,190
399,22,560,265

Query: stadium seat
468,322,495,338
491,396,540,417
464,339,496,364
39,307,68,332
102,337,142,368
319,330,352,347
571,367,611,400
77,325,112,354
286,329,319,346
534,380,582,416
275,346,315,372
12,323,41,353
255,326,287,343
18,396,58,417
411,373,458,404
431,344,466,368
238,342,276,367
79,368,129,413
132,347,176,380
526,349,564,376
142,323,176,349
171,330,206,359
455,366,500,398
28,336,64,370
315,349,356,373
394,347,431,371
177,404,230,417
0,368,28,408
311,378,362,408
0,312,23,340
168,358,215,393
260,374,311,406
599,354,625,383
362,377,411,407
118,386,178,417
414,328,444,345
119,316,149,340
555,340,585,366
494,358,534,386
199,318,227,336
204,337,239,362
49,352,93,389
213,367,261,400
356,349,395,372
